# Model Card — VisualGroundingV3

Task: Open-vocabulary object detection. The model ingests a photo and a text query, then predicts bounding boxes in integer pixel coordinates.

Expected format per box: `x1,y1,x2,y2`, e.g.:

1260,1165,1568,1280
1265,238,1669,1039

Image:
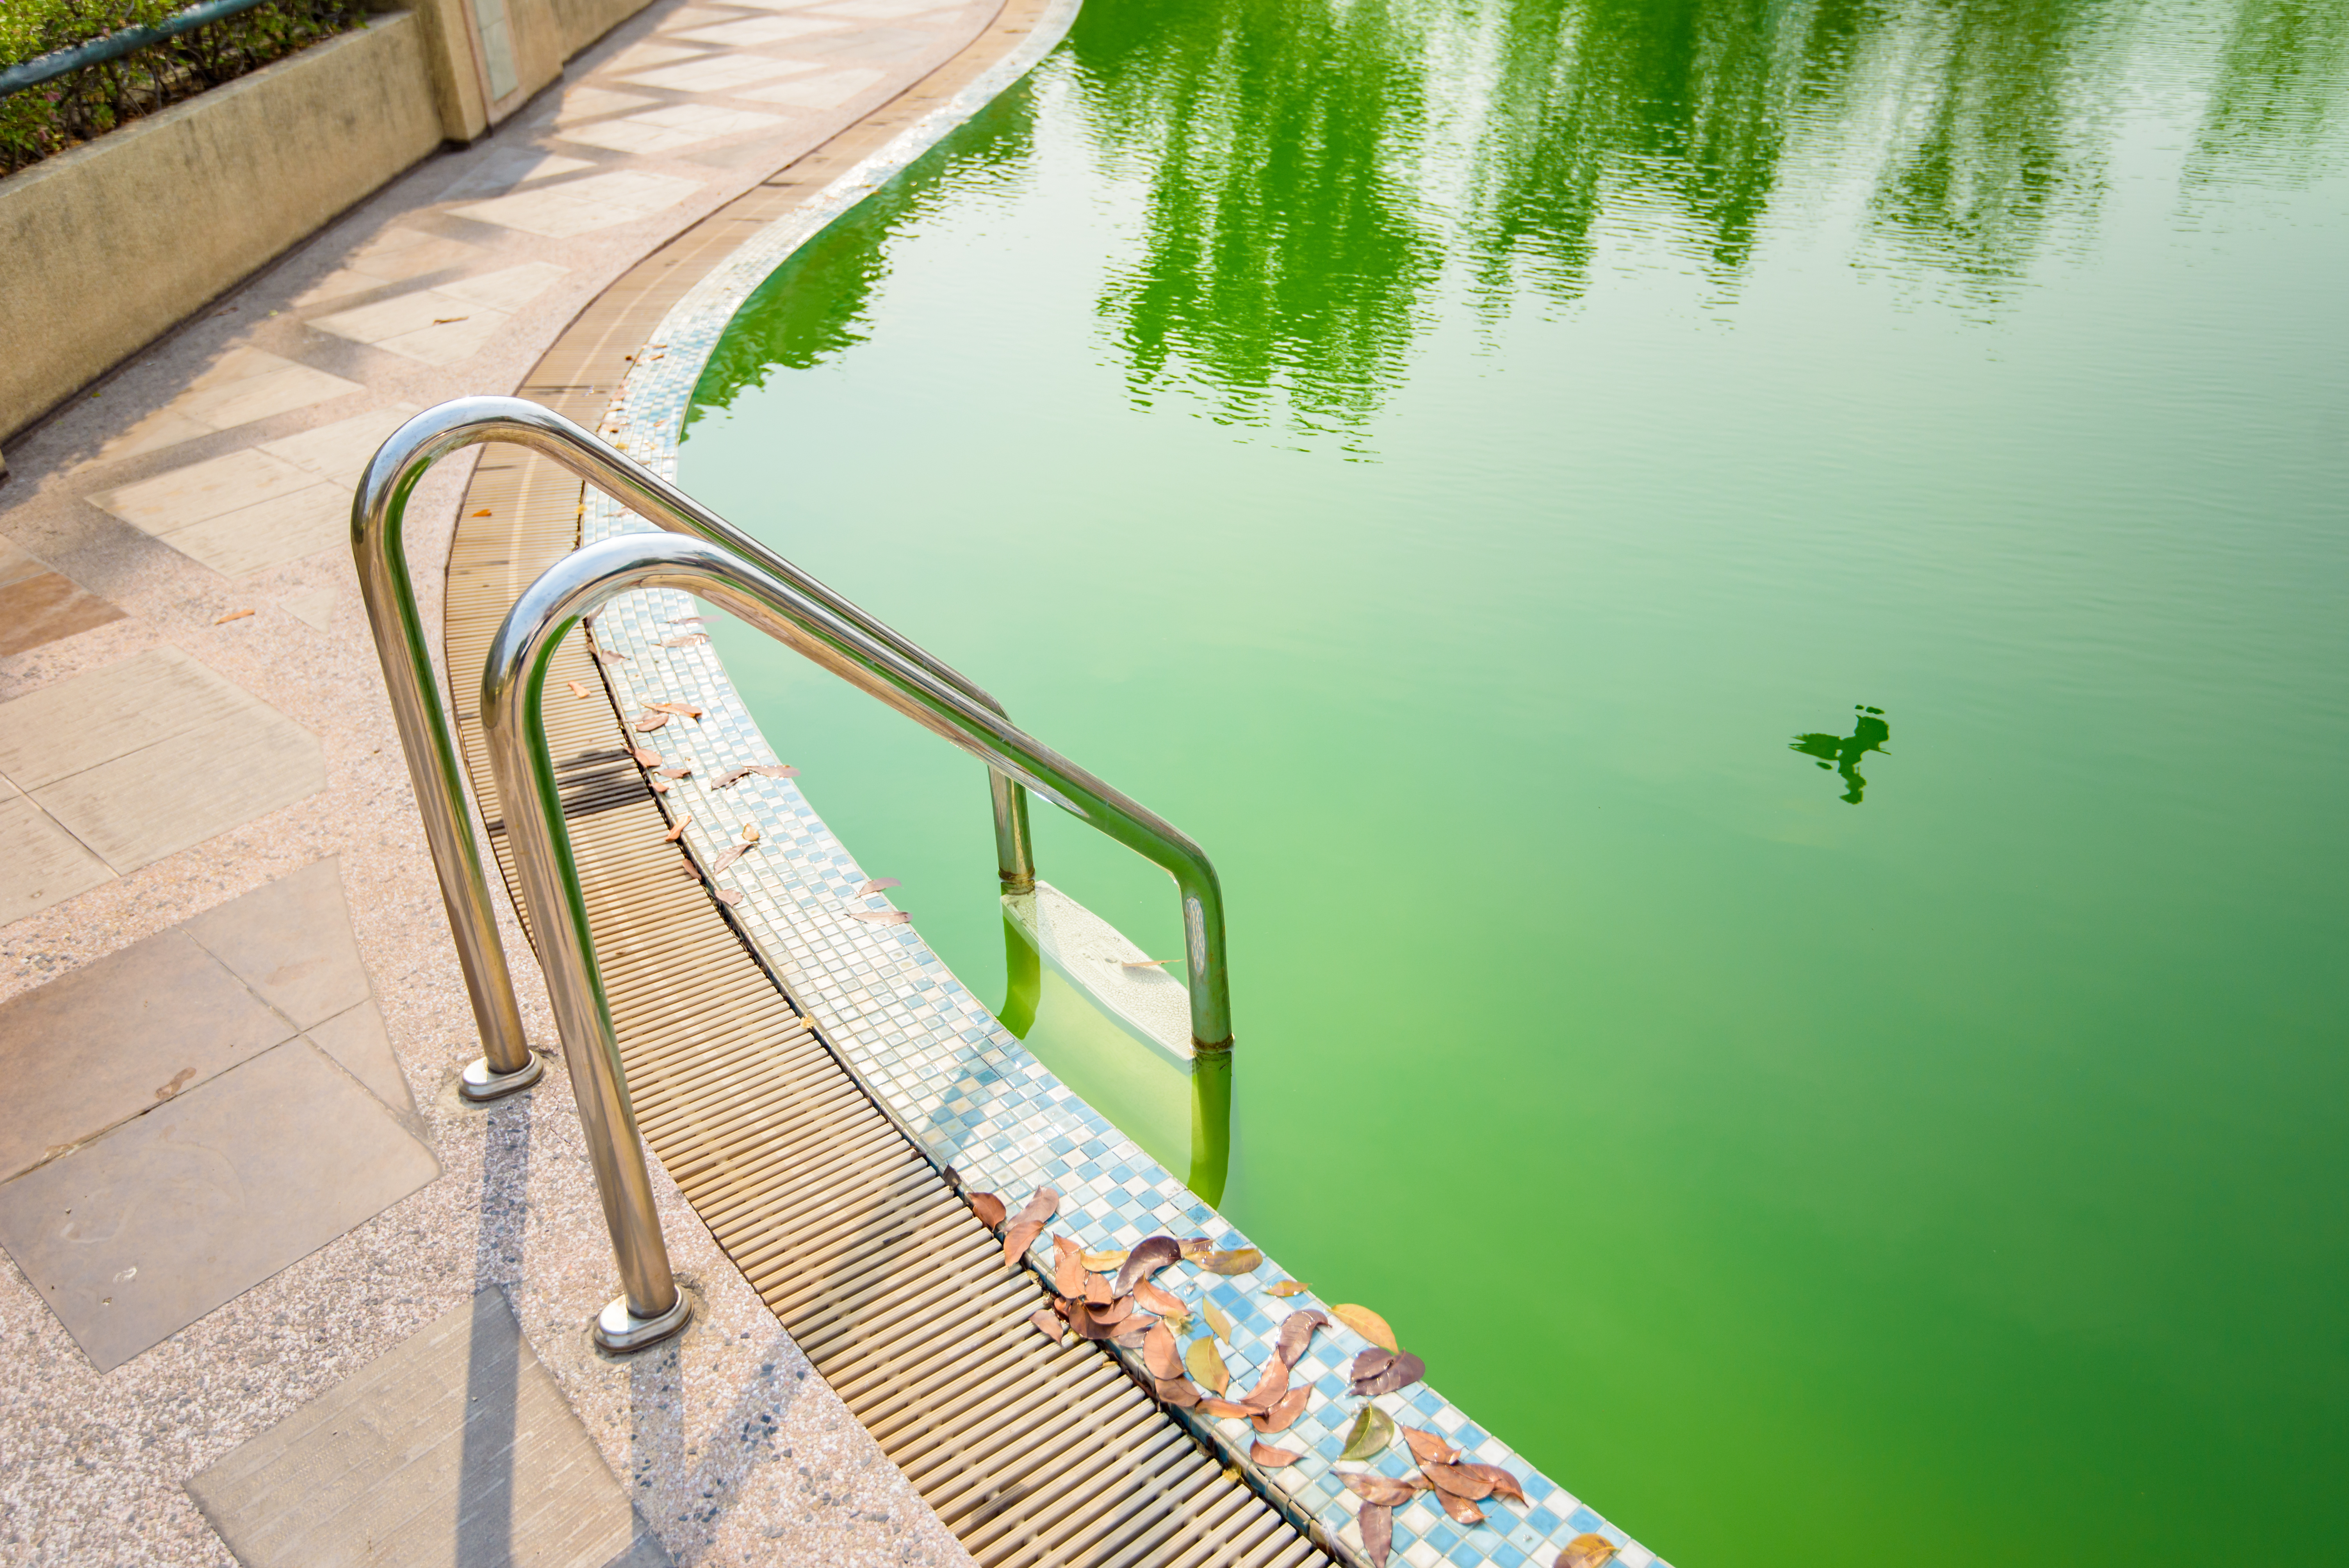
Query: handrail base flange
595,1291,693,1354
459,1053,547,1102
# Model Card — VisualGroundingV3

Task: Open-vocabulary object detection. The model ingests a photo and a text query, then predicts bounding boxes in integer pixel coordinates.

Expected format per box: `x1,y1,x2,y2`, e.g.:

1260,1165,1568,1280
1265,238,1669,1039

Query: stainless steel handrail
484,533,1237,1347
352,396,1041,1102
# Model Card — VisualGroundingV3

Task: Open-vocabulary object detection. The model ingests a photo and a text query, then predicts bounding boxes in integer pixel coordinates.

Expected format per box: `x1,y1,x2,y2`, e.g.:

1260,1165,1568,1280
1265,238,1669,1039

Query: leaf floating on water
1143,1323,1185,1381
1183,1336,1228,1394
644,701,703,717
1195,1397,1255,1420
1351,1348,1395,1385
662,815,691,844
1556,1536,1620,1568
1333,1304,1398,1352
565,680,595,699
969,1192,1006,1229
1274,1309,1329,1368
1027,1308,1066,1344
1011,1188,1060,1229
1353,1351,1426,1398
1249,1442,1302,1469
1266,1280,1311,1298
1115,1235,1181,1296
1344,1475,1417,1507
1251,1386,1308,1434
1337,1404,1396,1462
1358,1502,1394,1568
1081,1249,1126,1272
848,909,910,924
1199,1247,1262,1276
857,877,901,896
1425,1463,1494,1501
1002,1219,1044,1269
1134,1279,1187,1322
1082,1272,1112,1308
1402,1427,1460,1470
1463,1463,1526,1505
1234,1356,1290,1413
633,713,670,732
1202,1299,1234,1344
1435,1489,1486,1527
1153,1376,1201,1408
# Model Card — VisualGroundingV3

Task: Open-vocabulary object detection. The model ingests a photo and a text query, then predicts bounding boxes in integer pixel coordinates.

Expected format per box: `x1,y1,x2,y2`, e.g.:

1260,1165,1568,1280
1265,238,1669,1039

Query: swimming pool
677,0,2349,1561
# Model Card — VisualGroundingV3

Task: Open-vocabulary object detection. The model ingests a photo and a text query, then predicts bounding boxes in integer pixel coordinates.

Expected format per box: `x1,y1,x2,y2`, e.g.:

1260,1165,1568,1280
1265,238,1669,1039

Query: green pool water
676,0,2349,1561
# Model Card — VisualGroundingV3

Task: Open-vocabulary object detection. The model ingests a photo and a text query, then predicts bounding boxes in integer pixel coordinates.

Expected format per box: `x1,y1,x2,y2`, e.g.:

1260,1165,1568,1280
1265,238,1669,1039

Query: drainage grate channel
431,22,1330,1562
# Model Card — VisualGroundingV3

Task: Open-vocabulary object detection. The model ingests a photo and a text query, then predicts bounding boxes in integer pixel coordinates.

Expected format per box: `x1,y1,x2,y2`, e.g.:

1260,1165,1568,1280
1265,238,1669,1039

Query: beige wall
551,0,660,57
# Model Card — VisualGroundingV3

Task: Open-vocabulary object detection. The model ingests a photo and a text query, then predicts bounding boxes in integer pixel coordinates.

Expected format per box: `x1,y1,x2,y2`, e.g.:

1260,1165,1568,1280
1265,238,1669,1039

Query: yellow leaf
1184,1335,1228,1394
1333,1303,1397,1353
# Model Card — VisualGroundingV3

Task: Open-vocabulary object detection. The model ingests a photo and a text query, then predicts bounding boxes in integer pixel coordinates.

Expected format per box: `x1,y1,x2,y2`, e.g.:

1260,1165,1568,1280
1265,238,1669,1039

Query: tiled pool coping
575,9,1670,1566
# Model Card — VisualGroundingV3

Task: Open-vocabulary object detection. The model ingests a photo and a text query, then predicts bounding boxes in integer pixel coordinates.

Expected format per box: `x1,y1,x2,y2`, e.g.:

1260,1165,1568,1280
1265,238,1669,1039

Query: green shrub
2,0,368,175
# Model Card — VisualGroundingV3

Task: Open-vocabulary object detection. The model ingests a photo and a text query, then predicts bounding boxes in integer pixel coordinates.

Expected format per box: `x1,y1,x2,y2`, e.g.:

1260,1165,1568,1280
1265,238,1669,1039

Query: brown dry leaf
1424,1464,1494,1501
1183,1336,1228,1394
649,777,670,794
1053,1249,1083,1301
213,608,254,624
629,747,663,767
1002,1219,1043,1269
1112,1326,1151,1349
1143,1323,1185,1381
1463,1464,1526,1505
566,681,595,699
669,615,704,625
1082,1273,1112,1307
857,877,902,896
677,854,699,880
1177,1237,1216,1262
633,713,670,732
1081,1249,1126,1272
1027,1308,1066,1345
969,1192,1006,1229
750,763,797,779
713,888,741,906
1233,1356,1290,1413
1120,958,1171,969
1153,1376,1201,1408
1251,1386,1308,1434
661,634,709,648
1249,1442,1303,1469
738,821,759,843
595,648,628,664
713,845,749,874
1352,1351,1426,1399
1275,1310,1330,1368
848,909,910,924
1359,1502,1394,1568
1351,1347,1395,1385
1195,1398,1255,1420
645,701,703,717
470,508,492,517
1199,1247,1263,1276
659,766,692,779
715,767,756,788
1402,1427,1460,1470
1556,1536,1620,1568
1333,1304,1399,1353
1337,1404,1397,1462
1012,1189,1060,1229
1344,1475,1417,1507
1096,1295,1134,1326
1067,1304,1120,1341
1202,1299,1234,1344
662,816,691,844
1266,1280,1312,1298
1114,1236,1181,1296
1133,1279,1186,1321
1435,1490,1486,1527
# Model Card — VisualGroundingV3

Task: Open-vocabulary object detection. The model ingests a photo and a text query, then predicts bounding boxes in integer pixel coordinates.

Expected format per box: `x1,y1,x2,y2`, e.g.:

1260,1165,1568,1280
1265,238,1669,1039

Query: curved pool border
558,10,1668,1567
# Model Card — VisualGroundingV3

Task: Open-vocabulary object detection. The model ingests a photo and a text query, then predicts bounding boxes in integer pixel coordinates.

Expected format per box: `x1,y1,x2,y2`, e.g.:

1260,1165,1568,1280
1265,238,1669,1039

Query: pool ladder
352,397,1235,1353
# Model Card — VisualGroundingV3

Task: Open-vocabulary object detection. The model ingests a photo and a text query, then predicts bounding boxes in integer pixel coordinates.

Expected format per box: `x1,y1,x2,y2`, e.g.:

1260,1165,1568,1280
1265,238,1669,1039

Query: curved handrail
351,396,1041,1098
484,533,1236,1344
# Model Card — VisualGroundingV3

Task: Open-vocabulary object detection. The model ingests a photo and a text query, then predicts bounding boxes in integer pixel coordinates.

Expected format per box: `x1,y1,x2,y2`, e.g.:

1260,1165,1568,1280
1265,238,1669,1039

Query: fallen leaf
1250,1442,1302,1468
1333,1304,1398,1352
1184,1336,1228,1394
848,910,910,924
1028,1308,1066,1344
1199,1248,1263,1276
213,608,254,624
1337,1404,1396,1462
1121,958,1171,969
566,681,595,699
738,821,759,843
1195,1398,1255,1420
1011,1189,1060,1229
1002,1219,1043,1269
715,767,757,788
857,877,902,896
1250,1386,1308,1434
662,815,691,843
1054,1248,1083,1301
1425,1463,1494,1501
633,713,670,732
1233,1356,1290,1413
1402,1427,1460,1470
1351,1348,1395,1384
712,888,741,905
1144,1323,1185,1381
1359,1502,1394,1568
1463,1464,1526,1505
1275,1310,1330,1368
668,615,704,625
1556,1536,1620,1568
1068,1302,1126,1340
1266,1280,1311,1298
1352,1351,1426,1399
1134,1279,1187,1321
1081,1249,1126,1272
713,844,748,874
1112,1325,1151,1348
1114,1236,1181,1296
969,1192,1005,1229
155,1067,195,1099
1344,1475,1417,1507
595,648,628,664
659,766,692,779
1435,1490,1485,1527
1153,1376,1201,1408
469,507,491,516
661,634,709,647
677,853,698,880
1177,1237,1216,1262
649,778,670,794
435,316,470,326
1202,1299,1234,1344
1082,1272,1112,1307
630,747,663,767
644,701,702,717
